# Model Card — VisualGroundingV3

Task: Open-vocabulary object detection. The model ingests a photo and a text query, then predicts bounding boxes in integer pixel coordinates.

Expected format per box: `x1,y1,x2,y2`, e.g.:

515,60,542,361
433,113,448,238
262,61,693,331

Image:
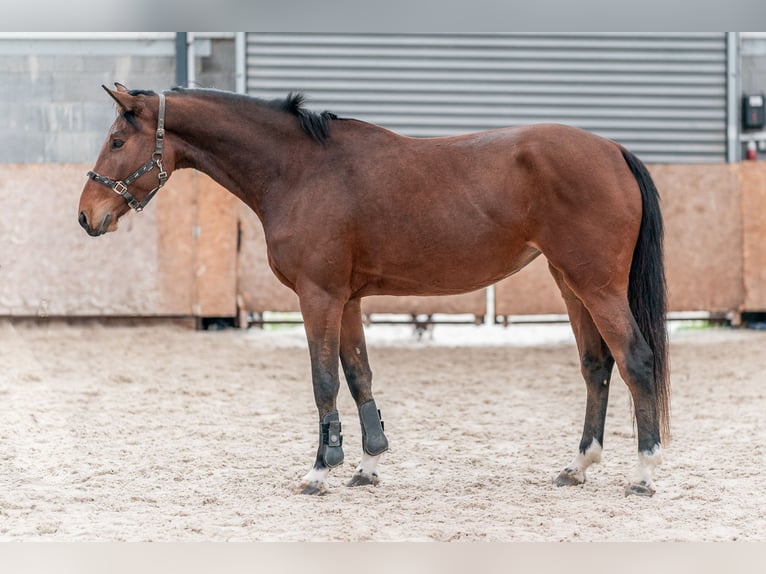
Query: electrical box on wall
743,94,765,130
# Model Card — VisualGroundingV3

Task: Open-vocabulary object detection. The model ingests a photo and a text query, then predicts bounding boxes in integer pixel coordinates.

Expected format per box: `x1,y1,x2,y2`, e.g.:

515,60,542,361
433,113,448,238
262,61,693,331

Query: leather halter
87,93,168,212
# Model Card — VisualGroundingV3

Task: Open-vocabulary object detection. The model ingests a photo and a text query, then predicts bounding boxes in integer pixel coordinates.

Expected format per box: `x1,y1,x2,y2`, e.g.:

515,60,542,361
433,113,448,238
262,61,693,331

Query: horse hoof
346,471,379,488
624,480,655,497
296,480,328,496
554,467,585,487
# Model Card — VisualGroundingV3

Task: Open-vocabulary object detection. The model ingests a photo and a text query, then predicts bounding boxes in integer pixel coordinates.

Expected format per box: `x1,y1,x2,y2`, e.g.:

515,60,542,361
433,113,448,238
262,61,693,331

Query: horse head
78,83,176,236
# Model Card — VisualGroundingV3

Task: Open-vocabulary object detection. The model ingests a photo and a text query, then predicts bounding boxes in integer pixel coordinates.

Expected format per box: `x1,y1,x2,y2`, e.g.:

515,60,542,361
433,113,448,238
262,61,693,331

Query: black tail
620,146,671,444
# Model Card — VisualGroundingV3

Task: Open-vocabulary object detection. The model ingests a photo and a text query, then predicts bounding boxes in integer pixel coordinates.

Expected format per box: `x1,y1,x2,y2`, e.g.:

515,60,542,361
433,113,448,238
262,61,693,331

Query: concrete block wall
0,35,235,164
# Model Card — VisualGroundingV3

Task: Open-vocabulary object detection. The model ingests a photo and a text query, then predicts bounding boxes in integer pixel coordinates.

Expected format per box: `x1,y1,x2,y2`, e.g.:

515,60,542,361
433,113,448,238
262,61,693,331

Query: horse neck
168,93,314,220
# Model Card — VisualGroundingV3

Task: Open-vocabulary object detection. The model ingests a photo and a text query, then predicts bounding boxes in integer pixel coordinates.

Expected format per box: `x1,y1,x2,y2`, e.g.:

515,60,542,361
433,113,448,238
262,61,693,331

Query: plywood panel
361,291,486,317
740,161,766,311
192,173,239,317
154,169,197,315
494,256,567,317
0,164,188,316
0,165,225,318
652,163,742,313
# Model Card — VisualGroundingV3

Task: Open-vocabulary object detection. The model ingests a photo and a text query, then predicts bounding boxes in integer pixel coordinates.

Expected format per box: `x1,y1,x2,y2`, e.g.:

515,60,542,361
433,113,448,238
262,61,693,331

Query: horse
79,83,670,497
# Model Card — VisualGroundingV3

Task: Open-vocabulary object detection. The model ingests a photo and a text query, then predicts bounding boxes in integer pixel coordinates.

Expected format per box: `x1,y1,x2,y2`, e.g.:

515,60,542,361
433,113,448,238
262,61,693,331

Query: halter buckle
112,181,128,195
155,157,168,183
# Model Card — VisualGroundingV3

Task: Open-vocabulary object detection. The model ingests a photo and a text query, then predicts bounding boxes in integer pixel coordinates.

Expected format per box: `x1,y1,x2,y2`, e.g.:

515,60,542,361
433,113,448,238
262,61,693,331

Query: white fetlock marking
578,438,603,466
356,452,381,476
631,444,662,484
565,438,602,479
302,466,329,485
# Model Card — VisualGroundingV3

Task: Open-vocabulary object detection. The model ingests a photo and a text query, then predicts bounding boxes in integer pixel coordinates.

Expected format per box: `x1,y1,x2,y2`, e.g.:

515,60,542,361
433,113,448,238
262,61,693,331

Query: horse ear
102,84,138,114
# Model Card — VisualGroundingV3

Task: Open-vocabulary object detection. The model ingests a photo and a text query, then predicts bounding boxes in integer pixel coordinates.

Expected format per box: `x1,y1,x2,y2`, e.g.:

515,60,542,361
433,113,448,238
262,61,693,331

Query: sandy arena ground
1,319,765,541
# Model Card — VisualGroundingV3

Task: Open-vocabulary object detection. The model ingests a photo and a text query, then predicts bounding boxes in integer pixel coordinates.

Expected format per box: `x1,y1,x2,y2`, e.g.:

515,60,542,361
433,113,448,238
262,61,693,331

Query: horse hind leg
339,298,389,487
556,271,664,496
592,305,663,497
549,265,614,488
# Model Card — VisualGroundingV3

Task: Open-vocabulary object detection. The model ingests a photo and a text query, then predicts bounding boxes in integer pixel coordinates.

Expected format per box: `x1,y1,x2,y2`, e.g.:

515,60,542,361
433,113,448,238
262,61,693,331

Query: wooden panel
154,169,197,315
494,256,567,317
653,163,743,313
0,165,236,318
192,173,239,317
361,291,486,317
0,164,187,316
740,161,766,311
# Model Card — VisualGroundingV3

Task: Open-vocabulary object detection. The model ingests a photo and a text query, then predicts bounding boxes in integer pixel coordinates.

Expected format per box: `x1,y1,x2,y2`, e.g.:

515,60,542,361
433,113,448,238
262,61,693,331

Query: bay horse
78,84,670,497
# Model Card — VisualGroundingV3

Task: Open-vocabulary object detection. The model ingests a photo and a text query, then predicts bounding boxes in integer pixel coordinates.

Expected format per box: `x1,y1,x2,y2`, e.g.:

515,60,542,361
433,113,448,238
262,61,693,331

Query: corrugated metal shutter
246,33,728,163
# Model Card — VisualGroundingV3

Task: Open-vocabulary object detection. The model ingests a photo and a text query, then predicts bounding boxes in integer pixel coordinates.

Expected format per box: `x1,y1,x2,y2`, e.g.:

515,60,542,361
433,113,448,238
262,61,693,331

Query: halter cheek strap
87,92,168,213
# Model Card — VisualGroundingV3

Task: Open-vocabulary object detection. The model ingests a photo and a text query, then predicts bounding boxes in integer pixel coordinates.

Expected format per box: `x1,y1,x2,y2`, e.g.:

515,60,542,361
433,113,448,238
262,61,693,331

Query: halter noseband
87,93,168,212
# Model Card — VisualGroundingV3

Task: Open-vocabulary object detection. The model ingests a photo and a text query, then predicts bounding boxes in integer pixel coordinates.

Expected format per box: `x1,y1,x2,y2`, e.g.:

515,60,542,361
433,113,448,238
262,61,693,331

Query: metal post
726,32,740,163
235,32,247,94
175,32,188,87
485,285,495,326
187,32,196,87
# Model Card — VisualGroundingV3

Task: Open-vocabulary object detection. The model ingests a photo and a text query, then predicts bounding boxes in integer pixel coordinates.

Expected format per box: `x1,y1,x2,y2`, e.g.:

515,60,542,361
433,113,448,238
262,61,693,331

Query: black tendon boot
320,411,344,468
359,399,388,456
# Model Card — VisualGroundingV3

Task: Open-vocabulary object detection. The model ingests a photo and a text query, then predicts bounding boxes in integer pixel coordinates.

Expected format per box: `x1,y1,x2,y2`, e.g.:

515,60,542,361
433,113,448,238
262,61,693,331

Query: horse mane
272,92,338,144
120,87,337,143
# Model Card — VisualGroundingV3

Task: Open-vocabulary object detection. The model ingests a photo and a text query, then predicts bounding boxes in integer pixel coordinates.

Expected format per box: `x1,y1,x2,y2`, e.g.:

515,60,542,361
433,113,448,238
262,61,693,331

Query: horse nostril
78,211,89,230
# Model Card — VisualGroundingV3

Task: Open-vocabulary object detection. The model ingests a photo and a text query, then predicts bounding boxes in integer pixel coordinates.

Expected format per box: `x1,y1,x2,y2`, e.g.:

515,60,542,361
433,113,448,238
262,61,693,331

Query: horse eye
111,139,125,149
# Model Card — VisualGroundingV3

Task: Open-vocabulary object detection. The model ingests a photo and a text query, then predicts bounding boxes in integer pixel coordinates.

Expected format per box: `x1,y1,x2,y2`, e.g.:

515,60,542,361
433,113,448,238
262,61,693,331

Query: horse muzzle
78,211,113,237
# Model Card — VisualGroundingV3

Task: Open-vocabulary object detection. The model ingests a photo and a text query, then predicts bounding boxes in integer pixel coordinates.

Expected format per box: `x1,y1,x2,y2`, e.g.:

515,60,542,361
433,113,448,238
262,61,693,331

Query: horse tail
620,146,671,444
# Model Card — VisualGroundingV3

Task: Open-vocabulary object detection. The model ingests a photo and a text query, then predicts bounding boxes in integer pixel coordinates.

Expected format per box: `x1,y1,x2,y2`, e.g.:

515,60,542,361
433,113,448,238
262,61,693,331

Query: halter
87,93,168,212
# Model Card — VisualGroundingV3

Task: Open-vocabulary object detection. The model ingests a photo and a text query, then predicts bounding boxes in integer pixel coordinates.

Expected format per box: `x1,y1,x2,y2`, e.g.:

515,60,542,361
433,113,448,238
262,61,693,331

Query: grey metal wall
245,33,729,163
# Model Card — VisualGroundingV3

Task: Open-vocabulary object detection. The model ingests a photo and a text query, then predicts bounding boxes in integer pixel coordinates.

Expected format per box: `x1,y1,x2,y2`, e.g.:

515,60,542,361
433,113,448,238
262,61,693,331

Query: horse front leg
295,288,347,495
339,298,389,487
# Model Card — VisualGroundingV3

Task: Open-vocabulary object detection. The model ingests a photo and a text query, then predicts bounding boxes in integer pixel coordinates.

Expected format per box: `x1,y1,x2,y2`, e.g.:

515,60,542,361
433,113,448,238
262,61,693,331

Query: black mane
270,92,337,144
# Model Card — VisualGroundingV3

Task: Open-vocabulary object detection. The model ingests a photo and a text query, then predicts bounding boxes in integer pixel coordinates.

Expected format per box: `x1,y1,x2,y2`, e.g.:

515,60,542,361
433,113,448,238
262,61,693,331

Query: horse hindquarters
543,145,668,496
